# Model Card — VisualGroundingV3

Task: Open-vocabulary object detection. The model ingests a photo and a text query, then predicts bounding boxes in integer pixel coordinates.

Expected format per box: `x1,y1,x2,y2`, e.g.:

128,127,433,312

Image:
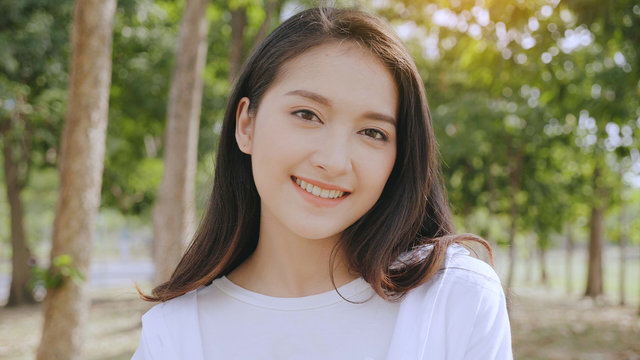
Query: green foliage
377,0,639,252
101,0,178,215
0,0,72,172
0,0,72,265
30,254,84,290
101,0,279,216
1,0,638,265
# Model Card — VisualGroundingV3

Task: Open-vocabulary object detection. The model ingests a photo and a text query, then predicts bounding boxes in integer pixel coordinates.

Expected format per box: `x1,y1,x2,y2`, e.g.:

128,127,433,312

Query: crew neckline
211,276,373,311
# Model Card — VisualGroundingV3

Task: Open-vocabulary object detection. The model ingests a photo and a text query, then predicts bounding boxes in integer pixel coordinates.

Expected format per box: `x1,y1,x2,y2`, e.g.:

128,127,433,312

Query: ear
235,97,254,155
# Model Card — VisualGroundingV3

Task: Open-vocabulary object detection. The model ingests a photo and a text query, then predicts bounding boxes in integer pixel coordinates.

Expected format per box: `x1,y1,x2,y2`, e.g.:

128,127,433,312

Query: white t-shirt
132,245,513,359
197,276,400,360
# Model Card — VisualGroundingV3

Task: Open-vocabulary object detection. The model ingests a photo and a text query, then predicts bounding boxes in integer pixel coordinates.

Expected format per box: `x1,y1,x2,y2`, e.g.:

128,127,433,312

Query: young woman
133,7,512,360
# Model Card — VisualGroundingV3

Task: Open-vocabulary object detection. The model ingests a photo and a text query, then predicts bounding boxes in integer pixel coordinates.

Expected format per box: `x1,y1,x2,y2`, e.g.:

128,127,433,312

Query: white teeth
293,177,345,199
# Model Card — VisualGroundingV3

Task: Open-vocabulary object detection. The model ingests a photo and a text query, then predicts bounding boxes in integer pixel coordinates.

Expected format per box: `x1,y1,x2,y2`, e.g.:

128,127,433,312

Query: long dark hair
144,7,491,302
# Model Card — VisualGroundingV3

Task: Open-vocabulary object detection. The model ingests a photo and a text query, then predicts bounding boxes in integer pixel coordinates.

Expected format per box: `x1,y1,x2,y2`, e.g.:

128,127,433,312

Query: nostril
309,148,353,174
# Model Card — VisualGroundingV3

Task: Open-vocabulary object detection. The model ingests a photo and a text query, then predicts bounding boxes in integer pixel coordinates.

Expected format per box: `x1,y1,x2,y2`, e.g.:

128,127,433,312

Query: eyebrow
286,89,332,106
285,89,397,125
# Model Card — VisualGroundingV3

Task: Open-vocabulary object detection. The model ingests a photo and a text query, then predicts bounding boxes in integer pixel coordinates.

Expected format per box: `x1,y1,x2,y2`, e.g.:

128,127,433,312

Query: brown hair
143,7,491,302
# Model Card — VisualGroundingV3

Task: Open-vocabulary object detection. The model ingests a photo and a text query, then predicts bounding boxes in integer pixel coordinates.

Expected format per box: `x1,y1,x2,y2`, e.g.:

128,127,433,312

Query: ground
510,288,640,360
1,285,639,359
0,287,149,360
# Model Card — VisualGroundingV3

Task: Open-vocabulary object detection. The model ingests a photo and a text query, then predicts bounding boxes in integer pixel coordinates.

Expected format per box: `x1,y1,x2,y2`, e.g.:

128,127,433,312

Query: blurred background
1,0,639,359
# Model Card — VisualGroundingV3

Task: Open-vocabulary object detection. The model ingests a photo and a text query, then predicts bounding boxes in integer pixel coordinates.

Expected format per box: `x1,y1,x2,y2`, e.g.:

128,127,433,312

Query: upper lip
292,175,351,193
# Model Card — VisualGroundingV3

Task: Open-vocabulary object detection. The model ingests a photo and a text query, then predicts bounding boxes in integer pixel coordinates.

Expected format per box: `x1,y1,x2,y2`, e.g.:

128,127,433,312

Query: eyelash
291,109,389,142
292,109,321,122
360,128,388,141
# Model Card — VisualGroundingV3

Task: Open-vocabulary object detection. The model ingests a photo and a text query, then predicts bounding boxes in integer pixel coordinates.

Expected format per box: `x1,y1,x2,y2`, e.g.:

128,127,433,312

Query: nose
310,132,353,175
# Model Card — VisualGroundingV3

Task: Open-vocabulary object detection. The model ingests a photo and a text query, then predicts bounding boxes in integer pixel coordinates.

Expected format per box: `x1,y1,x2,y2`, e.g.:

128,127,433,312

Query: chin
289,223,346,242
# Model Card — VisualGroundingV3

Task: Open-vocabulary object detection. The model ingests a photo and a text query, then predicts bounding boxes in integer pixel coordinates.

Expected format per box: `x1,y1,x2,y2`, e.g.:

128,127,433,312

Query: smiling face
235,41,398,243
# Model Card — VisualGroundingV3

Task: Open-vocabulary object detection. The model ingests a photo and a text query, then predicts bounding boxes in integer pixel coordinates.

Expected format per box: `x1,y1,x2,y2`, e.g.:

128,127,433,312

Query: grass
494,244,640,307
510,288,640,360
0,287,150,360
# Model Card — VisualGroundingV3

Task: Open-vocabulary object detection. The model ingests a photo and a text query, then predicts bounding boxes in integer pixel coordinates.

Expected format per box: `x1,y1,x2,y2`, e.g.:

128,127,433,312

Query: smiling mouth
292,176,349,200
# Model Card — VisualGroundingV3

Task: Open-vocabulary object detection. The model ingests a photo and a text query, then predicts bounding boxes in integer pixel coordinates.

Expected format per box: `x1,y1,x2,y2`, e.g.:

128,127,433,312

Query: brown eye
361,128,387,141
293,110,320,122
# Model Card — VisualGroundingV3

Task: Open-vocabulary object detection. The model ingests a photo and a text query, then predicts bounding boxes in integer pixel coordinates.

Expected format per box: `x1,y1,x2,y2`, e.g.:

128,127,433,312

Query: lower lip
291,178,349,208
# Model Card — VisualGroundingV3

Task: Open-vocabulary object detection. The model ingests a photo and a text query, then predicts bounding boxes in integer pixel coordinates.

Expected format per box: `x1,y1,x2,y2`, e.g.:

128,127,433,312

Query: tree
375,0,639,300
560,0,639,299
101,0,180,217
152,0,210,284
227,0,282,82
1,101,35,306
617,174,629,306
0,0,73,306
384,0,560,289
229,5,247,82
584,162,607,298
36,0,116,358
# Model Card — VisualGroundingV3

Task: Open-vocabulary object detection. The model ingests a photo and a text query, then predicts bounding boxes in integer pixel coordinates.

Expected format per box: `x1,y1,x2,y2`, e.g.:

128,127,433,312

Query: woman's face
236,41,398,242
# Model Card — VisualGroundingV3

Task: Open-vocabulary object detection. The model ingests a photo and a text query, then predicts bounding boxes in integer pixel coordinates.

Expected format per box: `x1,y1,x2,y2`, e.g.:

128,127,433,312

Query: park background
1,0,639,358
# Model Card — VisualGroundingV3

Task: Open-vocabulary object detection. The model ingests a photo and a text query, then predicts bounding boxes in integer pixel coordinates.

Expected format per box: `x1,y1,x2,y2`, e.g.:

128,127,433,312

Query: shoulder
389,245,512,359
399,243,509,339
135,289,202,358
441,244,503,294
399,243,506,315
141,289,199,326
437,245,512,358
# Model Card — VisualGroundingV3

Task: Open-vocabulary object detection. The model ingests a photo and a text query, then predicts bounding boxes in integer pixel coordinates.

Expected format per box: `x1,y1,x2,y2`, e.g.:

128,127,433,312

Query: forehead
265,41,398,117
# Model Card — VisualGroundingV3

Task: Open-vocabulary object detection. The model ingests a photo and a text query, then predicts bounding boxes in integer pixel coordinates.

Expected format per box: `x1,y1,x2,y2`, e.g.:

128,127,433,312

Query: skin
230,41,398,297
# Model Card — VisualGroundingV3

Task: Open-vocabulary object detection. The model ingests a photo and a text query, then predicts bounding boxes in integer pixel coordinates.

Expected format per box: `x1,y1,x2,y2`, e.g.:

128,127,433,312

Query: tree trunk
506,135,522,289
487,161,495,214
584,205,605,298
36,0,115,359
506,195,517,288
584,164,606,299
539,242,548,287
484,158,495,242
229,6,247,82
618,198,627,306
253,0,279,47
565,225,574,294
526,236,537,284
1,116,36,306
638,244,640,316
153,0,209,285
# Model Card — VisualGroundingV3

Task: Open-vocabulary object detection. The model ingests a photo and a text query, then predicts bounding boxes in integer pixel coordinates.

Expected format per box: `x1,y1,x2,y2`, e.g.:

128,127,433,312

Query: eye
360,128,388,141
292,109,321,122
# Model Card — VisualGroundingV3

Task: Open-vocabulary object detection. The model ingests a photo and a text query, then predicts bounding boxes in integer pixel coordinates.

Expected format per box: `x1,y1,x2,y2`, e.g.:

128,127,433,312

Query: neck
227,215,358,297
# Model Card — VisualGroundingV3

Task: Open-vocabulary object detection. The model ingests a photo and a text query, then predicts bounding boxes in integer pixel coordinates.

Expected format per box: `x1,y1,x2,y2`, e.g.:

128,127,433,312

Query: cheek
379,154,397,190
253,125,300,159
359,148,396,198
250,121,306,182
